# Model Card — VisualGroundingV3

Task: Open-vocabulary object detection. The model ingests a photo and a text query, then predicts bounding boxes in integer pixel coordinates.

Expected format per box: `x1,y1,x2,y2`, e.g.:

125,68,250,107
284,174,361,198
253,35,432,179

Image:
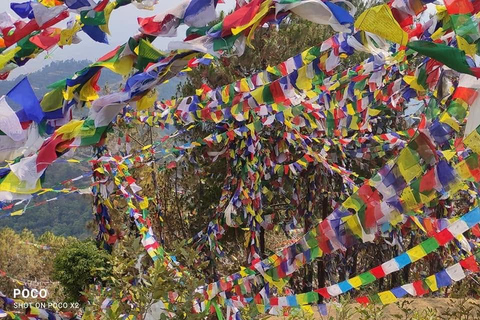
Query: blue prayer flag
10,2,33,18
436,270,452,287
391,287,408,298
338,280,353,293
394,253,412,269
82,25,109,44
318,303,328,316
324,1,354,25
7,77,44,123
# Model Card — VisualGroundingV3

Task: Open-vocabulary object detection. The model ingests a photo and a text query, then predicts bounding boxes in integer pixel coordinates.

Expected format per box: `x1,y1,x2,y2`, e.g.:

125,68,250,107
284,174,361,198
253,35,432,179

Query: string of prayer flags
313,207,480,298
356,251,480,305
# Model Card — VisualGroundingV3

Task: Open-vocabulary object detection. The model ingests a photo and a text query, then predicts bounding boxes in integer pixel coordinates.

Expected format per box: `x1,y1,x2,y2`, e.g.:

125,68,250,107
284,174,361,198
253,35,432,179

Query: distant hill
1,161,94,239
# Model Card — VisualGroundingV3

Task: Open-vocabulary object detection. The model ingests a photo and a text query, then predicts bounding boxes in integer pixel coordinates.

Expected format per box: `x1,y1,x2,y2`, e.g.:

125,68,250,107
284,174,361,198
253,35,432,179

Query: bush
53,241,111,301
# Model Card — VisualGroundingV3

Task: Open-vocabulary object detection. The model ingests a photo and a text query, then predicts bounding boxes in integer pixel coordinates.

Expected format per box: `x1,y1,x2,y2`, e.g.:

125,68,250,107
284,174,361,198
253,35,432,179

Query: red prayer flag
29,28,61,50
434,229,454,246
444,0,474,14
370,266,386,278
356,296,370,305
460,255,479,272
453,87,478,105
413,280,429,296
37,136,70,172
222,0,262,37
419,168,436,192
472,225,480,237
314,287,330,298
94,0,109,12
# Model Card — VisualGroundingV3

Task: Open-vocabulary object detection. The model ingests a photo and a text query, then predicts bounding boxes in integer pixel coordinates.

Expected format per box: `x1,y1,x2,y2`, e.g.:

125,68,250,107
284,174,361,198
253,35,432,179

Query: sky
1,0,235,79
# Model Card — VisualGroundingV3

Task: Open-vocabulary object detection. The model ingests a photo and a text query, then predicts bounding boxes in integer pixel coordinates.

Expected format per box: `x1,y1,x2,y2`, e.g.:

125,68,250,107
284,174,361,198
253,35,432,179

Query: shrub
53,241,111,301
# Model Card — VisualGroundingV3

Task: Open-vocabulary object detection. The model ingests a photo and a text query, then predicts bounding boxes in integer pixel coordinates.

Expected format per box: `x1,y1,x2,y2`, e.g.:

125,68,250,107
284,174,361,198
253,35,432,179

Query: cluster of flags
2,0,480,318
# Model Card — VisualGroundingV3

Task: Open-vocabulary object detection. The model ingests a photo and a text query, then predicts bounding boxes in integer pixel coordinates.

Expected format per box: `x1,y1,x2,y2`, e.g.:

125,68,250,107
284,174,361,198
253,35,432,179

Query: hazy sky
1,1,234,78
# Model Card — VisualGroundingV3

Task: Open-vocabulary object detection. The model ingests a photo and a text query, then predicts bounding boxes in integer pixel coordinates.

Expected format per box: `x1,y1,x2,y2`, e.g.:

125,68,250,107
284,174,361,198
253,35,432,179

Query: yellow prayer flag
40,87,64,112
348,276,363,288
390,211,404,226
455,161,472,180
10,209,24,216
239,78,250,92
344,215,364,239
56,120,85,140
411,216,426,233
425,275,438,291
137,89,157,111
346,103,355,116
401,187,418,209
79,77,99,102
442,149,456,161
457,36,477,56
0,172,41,194
403,75,425,92
0,47,21,70
104,199,113,209
378,291,397,305
98,55,135,76
301,305,314,314
306,90,318,99
59,21,82,46
296,66,313,91
440,112,460,132
139,197,149,210
406,245,426,262
354,4,408,46
99,2,116,35
398,148,422,182
343,196,363,212
464,129,480,154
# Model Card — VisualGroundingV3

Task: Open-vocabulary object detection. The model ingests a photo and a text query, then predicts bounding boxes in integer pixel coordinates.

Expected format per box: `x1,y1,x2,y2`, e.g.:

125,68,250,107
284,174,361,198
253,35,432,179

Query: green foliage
440,298,480,320
53,240,111,301
355,302,387,320
82,237,209,319
287,309,316,320
393,300,438,320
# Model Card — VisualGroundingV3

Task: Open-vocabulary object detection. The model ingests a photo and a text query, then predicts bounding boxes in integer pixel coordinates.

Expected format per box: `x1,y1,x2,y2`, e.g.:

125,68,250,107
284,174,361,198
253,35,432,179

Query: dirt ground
267,298,479,319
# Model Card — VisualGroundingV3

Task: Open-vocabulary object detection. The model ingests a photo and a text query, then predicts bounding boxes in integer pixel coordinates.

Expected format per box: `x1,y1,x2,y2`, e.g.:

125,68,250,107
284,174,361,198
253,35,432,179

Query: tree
53,240,111,301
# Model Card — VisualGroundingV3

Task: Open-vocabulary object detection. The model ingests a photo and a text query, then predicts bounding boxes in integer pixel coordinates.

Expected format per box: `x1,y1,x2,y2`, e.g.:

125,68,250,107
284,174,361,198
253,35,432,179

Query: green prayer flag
136,39,164,71
407,40,474,76
40,87,64,112
262,84,274,105
80,10,106,26
80,126,108,146
213,34,241,53
359,272,376,285
420,237,440,254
